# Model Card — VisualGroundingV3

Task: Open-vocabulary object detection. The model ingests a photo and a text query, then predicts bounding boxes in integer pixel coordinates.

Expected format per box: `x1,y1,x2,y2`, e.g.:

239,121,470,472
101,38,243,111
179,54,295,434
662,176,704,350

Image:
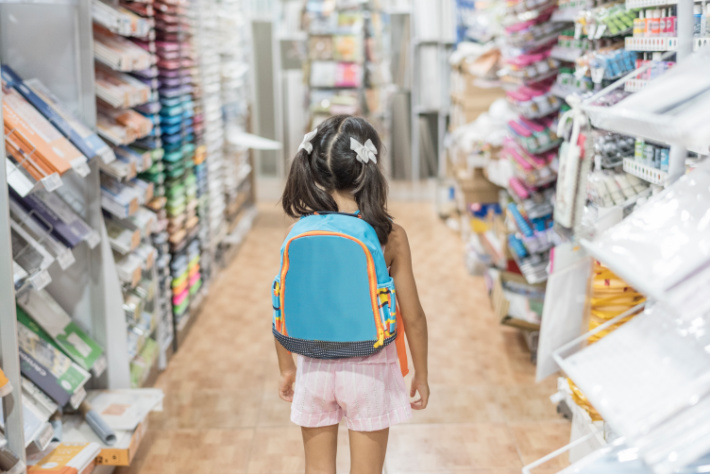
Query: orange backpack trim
395,306,409,377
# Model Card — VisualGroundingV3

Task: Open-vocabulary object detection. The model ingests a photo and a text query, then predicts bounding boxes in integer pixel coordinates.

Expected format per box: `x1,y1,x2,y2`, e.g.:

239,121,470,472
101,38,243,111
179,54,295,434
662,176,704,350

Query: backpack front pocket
377,278,397,336
272,277,282,332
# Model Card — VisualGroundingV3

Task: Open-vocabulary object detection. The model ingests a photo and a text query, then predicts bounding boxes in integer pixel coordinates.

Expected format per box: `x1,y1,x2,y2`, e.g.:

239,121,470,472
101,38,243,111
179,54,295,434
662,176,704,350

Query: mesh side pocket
377,278,397,336
272,277,282,332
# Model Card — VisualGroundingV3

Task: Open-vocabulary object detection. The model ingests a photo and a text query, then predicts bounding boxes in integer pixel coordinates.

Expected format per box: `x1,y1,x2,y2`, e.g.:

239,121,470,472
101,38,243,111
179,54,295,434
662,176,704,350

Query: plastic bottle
649,9,661,36
659,9,667,37
635,138,645,162
634,10,645,37
660,147,670,171
694,4,703,36
669,6,677,36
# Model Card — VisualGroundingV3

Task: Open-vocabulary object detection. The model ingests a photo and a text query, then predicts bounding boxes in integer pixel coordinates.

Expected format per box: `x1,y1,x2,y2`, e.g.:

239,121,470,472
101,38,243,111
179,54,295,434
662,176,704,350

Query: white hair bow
350,137,377,165
298,128,318,154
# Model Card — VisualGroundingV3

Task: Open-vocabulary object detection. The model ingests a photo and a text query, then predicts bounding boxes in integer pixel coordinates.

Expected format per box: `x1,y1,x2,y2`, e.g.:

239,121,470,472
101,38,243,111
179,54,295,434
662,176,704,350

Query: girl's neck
331,190,359,214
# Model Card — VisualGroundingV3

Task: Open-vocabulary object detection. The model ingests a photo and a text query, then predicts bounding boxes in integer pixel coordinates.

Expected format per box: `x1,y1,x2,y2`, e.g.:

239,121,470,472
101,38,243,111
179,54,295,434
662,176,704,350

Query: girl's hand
410,374,430,410
279,370,296,402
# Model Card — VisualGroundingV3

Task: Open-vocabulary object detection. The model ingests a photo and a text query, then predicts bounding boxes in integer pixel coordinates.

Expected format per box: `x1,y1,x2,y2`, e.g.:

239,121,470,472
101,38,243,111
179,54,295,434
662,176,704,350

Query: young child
274,114,429,474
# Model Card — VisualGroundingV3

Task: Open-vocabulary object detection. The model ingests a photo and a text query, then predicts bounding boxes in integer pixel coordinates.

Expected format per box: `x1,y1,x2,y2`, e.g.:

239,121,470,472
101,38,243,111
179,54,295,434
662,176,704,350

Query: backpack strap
305,210,362,218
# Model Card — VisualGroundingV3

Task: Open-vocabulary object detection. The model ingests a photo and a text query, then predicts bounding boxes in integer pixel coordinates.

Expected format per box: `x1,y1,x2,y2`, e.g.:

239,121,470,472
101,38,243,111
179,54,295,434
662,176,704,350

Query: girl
274,115,429,474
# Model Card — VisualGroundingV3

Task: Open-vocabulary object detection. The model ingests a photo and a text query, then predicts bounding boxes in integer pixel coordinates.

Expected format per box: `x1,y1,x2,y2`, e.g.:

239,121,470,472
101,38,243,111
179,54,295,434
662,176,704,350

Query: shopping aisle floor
120,202,569,474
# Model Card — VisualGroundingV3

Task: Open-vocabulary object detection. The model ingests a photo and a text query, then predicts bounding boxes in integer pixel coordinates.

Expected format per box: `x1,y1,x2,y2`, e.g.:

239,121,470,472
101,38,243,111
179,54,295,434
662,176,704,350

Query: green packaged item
16,293,106,376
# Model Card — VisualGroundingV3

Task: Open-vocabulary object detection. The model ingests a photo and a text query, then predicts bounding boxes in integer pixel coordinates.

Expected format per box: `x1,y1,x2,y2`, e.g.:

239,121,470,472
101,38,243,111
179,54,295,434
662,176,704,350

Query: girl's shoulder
384,223,411,265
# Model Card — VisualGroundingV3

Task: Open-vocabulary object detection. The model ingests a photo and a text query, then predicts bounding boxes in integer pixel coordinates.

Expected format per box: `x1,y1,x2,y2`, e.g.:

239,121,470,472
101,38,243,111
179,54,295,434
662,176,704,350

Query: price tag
71,158,91,178
30,270,51,291
57,249,76,270
41,173,63,192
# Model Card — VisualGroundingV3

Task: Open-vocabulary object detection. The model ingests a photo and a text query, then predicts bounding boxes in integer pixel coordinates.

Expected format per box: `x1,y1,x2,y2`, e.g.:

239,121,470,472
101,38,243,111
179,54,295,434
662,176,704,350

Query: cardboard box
491,271,546,331
62,418,149,467
455,168,503,208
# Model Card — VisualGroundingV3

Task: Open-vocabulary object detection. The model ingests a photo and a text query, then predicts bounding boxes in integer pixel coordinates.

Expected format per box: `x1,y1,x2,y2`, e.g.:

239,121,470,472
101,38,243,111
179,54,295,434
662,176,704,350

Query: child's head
282,114,392,243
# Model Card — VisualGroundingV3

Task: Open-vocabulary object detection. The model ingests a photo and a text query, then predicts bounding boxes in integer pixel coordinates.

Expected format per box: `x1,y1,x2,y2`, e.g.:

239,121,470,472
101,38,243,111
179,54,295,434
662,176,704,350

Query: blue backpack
272,212,397,359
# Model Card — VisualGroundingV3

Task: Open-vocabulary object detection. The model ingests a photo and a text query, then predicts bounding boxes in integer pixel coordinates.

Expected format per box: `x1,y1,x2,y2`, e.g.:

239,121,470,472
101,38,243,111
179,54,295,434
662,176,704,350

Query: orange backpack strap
395,307,409,377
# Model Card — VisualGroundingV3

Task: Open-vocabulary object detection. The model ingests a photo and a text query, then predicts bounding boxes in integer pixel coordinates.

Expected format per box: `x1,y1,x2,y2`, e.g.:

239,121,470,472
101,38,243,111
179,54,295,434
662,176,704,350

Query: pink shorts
291,344,412,432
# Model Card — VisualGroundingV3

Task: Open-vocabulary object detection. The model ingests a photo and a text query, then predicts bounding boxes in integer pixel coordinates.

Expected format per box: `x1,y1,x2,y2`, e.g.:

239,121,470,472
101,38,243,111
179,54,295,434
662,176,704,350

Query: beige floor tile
128,201,571,473
247,426,306,473
116,428,254,474
509,421,572,469
386,424,522,471
405,385,506,424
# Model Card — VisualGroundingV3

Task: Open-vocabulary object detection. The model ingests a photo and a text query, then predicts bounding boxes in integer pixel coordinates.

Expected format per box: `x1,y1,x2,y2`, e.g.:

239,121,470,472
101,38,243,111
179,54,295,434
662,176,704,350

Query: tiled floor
119,201,570,474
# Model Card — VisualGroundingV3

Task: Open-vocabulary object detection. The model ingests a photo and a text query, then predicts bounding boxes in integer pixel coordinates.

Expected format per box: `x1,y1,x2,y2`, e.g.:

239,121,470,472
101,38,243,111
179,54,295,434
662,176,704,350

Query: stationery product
93,26,152,71
17,290,106,375
113,252,143,287
95,66,151,109
0,393,54,451
78,401,117,446
28,442,101,474
85,389,163,431
9,188,100,249
1,66,114,164
100,174,141,218
62,417,148,466
6,157,35,197
3,81,80,178
97,106,153,145
10,219,55,277
17,318,90,408
105,217,140,254
9,199,75,270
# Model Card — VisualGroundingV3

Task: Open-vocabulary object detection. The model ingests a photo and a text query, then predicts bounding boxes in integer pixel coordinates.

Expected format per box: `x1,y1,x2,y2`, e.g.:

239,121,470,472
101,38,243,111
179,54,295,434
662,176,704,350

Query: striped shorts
291,344,412,432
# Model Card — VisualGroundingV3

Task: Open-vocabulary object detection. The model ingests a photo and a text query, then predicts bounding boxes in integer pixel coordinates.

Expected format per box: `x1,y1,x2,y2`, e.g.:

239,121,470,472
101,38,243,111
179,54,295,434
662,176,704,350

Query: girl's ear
282,149,338,217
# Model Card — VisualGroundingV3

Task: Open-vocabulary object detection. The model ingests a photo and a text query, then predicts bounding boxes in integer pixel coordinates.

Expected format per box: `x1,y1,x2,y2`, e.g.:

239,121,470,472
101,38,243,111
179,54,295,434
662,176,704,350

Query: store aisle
120,201,569,474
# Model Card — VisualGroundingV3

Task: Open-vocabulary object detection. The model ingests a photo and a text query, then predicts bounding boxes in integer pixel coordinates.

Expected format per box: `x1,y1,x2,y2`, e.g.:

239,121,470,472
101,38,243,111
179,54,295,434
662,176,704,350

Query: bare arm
275,339,297,402
387,224,430,409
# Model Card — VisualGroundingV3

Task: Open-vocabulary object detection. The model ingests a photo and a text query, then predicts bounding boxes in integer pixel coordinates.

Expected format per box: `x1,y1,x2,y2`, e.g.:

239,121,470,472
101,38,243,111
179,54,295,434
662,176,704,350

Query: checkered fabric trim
273,327,397,359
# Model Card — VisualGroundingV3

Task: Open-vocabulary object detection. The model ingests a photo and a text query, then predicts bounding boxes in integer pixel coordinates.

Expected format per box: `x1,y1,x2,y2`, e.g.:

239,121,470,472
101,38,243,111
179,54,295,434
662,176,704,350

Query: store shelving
626,0,702,8
622,158,667,184
623,78,648,92
550,45,584,63
625,36,678,51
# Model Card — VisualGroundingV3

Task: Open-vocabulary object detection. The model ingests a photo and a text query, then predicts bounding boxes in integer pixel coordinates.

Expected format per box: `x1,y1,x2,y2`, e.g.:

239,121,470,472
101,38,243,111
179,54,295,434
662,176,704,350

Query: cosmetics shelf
626,0,703,9
551,7,582,23
623,78,649,92
622,158,667,185
625,36,678,51
550,45,584,62
582,47,710,153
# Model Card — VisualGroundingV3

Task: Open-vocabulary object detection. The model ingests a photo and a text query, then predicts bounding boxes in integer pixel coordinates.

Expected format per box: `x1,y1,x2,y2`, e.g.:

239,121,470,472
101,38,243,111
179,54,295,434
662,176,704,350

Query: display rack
0,0,257,464
0,84,26,468
410,0,456,180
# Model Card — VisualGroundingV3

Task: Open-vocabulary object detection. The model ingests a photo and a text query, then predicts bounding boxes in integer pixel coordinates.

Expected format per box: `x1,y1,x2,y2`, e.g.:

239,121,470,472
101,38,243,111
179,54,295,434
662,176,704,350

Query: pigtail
282,148,338,217
355,162,393,245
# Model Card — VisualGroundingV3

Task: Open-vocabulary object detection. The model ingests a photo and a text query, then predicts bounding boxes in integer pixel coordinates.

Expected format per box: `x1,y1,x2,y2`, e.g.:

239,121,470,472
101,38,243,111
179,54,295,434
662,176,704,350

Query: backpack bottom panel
273,327,397,360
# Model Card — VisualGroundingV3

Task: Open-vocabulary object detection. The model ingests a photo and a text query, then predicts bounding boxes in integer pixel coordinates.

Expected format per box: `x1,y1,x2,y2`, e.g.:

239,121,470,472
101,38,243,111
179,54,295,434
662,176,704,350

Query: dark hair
281,115,393,244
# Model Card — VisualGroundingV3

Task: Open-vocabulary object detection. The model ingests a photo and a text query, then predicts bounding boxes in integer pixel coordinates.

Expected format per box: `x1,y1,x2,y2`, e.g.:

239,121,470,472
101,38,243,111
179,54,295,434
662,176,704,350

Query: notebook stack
153,0,202,332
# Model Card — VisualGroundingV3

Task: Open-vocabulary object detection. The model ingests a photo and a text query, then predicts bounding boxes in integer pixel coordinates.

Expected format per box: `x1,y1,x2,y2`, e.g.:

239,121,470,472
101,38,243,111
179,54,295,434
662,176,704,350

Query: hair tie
349,137,377,164
298,128,318,154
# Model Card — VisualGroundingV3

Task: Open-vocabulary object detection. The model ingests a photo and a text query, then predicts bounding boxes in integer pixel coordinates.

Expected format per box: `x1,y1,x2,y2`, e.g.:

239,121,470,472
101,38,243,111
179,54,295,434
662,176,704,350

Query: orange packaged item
3,85,82,177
